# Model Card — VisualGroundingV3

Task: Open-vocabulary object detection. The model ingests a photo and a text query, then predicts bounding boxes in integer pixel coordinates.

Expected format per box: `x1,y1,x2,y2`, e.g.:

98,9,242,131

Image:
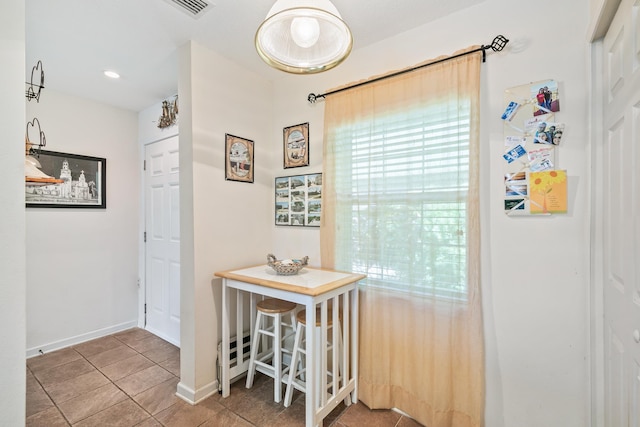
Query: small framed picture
283,122,309,168
225,134,254,183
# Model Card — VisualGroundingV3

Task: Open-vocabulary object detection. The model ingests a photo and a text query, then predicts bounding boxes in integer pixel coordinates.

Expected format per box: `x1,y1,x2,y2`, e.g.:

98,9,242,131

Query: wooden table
215,264,366,427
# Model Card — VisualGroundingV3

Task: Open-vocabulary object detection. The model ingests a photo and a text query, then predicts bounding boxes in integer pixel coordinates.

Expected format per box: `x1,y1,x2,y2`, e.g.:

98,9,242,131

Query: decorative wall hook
158,95,179,129
26,60,45,102
25,117,47,156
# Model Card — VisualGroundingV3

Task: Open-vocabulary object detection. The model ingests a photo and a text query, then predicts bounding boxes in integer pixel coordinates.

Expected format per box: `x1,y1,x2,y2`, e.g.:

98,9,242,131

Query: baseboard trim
26,320,138,358
176,380,218,405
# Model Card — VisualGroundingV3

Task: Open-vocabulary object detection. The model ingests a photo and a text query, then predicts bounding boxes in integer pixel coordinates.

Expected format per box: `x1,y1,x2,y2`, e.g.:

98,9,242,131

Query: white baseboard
26,320,138,359
176,380,218,405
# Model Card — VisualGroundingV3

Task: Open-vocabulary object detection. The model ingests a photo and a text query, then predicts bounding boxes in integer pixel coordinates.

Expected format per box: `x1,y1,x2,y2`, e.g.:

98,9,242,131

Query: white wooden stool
283,308,345,408
245,298,297,403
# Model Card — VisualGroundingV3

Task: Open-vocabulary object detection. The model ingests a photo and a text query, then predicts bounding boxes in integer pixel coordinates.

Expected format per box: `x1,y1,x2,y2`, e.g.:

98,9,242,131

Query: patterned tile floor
25,328,422,426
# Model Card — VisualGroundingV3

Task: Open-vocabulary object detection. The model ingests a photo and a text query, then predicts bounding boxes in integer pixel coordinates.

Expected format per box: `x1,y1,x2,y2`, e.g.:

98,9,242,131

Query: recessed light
103,70,120,79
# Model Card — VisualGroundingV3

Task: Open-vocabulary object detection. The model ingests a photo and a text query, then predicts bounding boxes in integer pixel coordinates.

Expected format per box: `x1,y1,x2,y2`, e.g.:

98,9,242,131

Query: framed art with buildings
283,122,309,168
225,133,254,183
25,150,106,208
275,173,322,226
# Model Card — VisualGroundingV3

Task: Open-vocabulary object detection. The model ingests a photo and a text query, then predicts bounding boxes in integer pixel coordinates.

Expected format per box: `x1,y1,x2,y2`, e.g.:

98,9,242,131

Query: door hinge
144,231,147,243
144,303,147,327
143,160,146,171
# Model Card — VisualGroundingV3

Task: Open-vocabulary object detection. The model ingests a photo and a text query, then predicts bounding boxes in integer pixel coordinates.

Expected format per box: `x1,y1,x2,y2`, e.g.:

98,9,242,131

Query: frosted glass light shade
255,0,353,74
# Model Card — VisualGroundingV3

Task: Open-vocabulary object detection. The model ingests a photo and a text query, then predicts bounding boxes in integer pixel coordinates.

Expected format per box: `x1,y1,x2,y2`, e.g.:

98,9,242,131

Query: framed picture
225,134,254,183
26,150,106,208
275,173,322,227
283,122,309,168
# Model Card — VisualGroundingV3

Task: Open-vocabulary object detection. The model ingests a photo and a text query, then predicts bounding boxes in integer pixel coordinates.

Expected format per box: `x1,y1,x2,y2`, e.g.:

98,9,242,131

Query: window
332,102,470,300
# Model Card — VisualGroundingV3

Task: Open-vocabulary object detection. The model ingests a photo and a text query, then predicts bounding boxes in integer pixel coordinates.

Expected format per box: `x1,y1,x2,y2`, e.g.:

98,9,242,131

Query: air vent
163,0,214,18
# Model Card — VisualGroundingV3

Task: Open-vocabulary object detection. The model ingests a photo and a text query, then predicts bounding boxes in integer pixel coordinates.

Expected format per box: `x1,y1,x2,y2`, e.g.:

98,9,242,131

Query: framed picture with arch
283,122,309,168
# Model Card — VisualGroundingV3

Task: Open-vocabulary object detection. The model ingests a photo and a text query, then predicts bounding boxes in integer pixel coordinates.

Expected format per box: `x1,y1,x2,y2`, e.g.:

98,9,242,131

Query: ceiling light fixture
103,70,120,79
255,0,353,74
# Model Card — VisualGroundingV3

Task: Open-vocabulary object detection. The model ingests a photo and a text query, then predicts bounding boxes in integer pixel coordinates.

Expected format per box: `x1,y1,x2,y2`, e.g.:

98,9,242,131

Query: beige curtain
320,48,483,427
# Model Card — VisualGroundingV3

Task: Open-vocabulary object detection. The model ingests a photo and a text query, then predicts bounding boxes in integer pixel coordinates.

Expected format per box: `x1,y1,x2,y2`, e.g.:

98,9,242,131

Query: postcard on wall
501,101,521,121
529,170,567,214
503,144,527,164
275,173,322,227
528,147,555,172
531,79,560,117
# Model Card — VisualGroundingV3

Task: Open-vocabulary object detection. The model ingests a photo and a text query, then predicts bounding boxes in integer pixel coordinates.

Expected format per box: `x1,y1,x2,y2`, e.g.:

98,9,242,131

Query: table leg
221,281,231,397
305,304,317,427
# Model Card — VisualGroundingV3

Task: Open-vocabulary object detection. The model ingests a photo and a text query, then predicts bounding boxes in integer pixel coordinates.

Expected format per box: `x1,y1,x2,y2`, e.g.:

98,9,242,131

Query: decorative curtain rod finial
488,35,509,52
308,93,324,104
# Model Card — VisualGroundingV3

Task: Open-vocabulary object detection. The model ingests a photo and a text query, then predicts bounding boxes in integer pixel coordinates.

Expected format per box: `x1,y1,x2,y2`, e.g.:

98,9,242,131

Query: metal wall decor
25,117,47,156
158,95,178,129
26,60,45,102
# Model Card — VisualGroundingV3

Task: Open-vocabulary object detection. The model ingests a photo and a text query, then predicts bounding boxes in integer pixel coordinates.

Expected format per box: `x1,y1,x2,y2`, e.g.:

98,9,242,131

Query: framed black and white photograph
275,173,322,226
225,133,254,183
25,150,106,208
283,122,309,169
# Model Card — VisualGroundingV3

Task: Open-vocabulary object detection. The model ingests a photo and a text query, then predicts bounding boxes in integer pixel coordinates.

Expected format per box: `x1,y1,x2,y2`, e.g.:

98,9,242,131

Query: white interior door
145,136,181,346
602,0,640,424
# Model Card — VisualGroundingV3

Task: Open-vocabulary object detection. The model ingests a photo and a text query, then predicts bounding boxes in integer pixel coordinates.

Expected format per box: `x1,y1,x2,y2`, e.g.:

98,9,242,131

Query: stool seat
246,298,297,403
259,298,296,314
295,308,340,326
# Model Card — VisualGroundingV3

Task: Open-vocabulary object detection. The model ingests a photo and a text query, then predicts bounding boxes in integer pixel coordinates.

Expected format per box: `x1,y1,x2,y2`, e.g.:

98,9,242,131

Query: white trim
26,320,137,358
588,0,622,41
589,36,606,427
176,380,218,405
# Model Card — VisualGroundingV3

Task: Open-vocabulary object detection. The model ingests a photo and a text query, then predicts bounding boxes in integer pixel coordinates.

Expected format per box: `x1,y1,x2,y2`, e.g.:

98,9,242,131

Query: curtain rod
307,35,508,104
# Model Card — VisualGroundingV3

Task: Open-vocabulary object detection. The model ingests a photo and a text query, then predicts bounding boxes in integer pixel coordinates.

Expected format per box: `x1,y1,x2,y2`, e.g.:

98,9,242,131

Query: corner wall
270,0,591,425
177,41,274,402
25,90,139,355
0,0,26,424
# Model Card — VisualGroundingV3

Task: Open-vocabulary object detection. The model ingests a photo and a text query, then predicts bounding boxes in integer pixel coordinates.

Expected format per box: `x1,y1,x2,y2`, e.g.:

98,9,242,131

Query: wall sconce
158,95,179,129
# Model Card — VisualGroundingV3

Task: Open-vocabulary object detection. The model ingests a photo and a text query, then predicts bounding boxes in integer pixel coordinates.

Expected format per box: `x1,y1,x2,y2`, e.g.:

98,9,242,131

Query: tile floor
26,328,422,426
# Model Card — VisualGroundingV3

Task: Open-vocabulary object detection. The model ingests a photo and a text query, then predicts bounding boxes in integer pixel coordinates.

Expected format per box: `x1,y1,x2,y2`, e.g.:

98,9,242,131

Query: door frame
588,2,622,427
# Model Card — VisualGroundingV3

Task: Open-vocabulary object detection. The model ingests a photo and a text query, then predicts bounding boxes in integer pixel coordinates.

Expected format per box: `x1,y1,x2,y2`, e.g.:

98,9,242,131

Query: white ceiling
26,0,486,112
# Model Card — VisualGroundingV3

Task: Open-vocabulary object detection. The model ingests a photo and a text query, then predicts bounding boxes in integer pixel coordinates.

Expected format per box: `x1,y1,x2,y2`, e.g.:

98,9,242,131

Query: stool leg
273,311,282,402
284,322,304,407
246,311,263,389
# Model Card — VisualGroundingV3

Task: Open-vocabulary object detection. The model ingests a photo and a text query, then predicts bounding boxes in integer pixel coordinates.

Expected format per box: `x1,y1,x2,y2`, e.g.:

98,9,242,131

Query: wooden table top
214,264,366,296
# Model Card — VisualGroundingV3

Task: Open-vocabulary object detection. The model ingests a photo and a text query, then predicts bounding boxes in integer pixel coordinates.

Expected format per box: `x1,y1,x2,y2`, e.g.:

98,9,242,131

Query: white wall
25,90,140,355
270,0,591,426
176,42,274,403
0,0,26,424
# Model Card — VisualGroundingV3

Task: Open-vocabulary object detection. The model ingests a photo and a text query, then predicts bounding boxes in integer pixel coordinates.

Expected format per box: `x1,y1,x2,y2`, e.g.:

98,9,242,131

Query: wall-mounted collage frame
283,122,309,169
501,79,567,216
275,173,322,226
225,133,254,183
25,150,107,208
